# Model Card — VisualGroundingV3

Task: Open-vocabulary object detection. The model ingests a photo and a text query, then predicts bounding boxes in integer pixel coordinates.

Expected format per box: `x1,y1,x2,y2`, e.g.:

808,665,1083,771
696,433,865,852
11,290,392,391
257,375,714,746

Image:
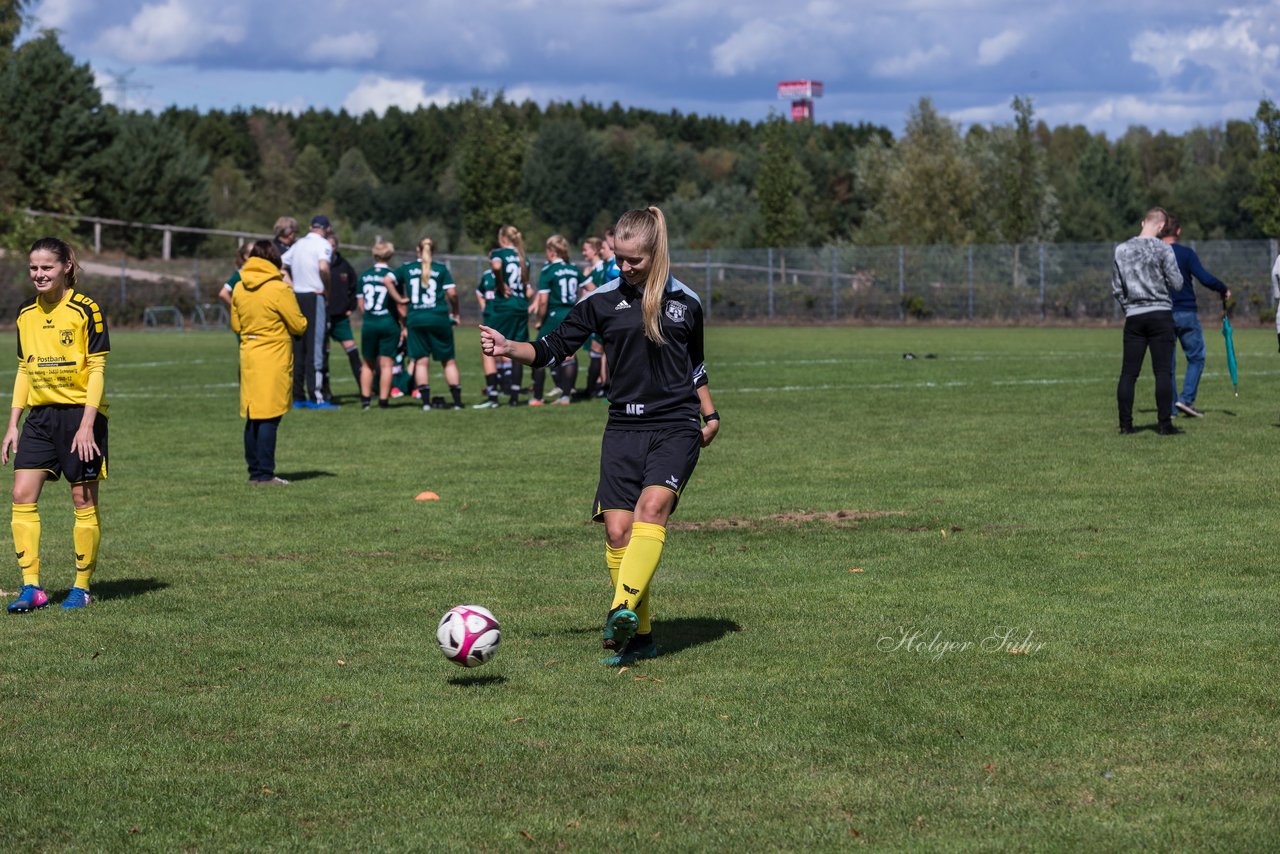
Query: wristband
703,410,720,424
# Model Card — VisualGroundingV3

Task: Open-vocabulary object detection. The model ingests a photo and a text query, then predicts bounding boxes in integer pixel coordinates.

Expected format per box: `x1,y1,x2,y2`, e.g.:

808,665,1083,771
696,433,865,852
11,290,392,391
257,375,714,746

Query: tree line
1,25,1278,259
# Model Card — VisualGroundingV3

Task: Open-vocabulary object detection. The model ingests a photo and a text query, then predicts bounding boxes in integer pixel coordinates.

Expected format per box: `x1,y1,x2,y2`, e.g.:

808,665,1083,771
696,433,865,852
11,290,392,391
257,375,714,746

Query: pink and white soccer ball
437,605,501,667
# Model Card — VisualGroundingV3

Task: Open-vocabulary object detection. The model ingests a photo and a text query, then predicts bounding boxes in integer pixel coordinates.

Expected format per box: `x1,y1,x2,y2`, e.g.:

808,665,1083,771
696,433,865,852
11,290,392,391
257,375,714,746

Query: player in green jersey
488,225,532,406
530,235,583,405
472,269,502,408
580,236,608,399
357,240,407,410
396,237,463,411
218,243,252,308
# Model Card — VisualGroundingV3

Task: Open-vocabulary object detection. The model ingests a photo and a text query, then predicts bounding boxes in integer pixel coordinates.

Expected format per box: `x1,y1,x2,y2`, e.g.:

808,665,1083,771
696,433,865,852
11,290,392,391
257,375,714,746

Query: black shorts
592,424,701,522
14,405,108,484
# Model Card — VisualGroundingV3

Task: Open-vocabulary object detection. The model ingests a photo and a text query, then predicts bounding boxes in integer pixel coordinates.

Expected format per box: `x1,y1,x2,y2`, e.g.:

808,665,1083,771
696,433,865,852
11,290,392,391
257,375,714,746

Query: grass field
2,324,1278,851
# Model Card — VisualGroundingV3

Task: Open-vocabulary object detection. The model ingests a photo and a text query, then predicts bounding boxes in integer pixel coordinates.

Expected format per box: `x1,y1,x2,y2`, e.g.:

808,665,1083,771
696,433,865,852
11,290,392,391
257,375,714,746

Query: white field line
725,368,1280,394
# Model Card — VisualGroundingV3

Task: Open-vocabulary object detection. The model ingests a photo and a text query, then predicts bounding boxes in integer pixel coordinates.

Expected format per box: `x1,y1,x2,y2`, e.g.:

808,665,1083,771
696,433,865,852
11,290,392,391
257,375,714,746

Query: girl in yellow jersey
2,238,110,612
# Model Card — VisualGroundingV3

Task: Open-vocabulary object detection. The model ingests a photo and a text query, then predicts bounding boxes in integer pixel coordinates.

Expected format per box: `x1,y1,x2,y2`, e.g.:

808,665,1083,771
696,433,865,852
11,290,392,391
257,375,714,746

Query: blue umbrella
1222,299,1239,397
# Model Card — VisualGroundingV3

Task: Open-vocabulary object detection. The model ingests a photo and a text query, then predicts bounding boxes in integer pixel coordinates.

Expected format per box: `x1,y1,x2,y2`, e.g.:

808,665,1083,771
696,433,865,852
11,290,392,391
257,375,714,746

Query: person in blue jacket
1160,215,1229,418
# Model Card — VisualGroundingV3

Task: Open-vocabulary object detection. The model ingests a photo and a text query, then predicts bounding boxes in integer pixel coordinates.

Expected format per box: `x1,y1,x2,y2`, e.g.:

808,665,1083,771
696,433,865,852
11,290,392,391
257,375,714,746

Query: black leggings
1117,310,1175,429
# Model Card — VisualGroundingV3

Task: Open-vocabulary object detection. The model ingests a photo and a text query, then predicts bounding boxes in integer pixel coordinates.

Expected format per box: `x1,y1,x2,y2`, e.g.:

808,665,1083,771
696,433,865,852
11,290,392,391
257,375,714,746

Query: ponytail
512,231,529,291
546,234,571,264
496,225,528,298
418,237,434,268
614,207,670,346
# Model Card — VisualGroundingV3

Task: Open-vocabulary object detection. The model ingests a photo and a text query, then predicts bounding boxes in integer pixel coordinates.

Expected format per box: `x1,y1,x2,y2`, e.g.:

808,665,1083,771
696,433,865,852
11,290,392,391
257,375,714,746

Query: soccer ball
437,605,501,668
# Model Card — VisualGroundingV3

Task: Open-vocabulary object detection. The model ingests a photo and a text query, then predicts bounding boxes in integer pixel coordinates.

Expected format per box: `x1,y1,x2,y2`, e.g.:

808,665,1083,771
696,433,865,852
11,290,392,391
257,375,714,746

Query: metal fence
3,212,1277,327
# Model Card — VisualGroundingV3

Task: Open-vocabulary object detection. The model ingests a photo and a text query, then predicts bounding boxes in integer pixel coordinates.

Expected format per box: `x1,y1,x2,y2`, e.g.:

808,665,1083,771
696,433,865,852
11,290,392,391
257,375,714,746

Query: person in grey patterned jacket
1112,207,1184,434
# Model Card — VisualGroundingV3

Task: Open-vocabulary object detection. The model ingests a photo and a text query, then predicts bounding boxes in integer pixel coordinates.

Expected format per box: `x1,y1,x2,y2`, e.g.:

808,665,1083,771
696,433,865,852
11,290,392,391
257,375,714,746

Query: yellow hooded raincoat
230,257,307,419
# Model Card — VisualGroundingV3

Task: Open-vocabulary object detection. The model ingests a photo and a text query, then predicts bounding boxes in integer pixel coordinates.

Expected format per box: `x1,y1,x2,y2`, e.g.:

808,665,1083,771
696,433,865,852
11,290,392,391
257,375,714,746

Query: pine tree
0,0,31,54
458,96,525,245
0,31,108,214
329,148,381,225
755,116,807,247
90,112,210,256
293,144,331,214
521,118,614,238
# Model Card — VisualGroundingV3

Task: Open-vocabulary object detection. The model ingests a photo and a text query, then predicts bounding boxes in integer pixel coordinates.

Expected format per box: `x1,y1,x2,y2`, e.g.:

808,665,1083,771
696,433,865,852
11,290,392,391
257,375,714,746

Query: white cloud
710,18,789,76
1080,94,1254,128
96,0,244,63
1131,6,1280,93
977,28,1024,65
871,45,949,78
305,32,379,64
947,100,1014,125
34,0,88,30
342,75,455,116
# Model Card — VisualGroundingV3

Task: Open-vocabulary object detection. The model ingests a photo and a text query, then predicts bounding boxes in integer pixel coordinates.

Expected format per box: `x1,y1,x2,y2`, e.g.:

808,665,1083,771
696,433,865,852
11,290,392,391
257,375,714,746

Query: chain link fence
2,220,1277,327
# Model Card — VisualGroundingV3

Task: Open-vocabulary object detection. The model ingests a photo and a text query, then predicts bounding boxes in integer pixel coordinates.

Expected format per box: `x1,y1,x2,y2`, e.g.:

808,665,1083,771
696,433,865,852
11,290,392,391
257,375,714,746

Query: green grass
2,325,1278,851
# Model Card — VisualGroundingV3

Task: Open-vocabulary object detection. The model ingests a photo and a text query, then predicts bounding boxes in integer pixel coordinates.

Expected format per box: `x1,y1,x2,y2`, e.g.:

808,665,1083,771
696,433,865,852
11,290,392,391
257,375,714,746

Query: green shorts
491,311,530,344
329,316,353,342
361,316,400,362
406,317,456,362
541,307,571,338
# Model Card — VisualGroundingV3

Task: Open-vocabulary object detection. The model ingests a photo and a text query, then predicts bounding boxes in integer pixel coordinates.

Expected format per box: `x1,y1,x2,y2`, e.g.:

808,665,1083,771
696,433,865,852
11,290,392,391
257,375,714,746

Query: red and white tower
777,80,824,122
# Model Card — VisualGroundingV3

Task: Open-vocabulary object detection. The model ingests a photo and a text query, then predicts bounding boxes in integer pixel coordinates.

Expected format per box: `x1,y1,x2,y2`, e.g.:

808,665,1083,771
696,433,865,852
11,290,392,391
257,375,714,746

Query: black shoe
1118,425,1136,434
1157,424,1184,435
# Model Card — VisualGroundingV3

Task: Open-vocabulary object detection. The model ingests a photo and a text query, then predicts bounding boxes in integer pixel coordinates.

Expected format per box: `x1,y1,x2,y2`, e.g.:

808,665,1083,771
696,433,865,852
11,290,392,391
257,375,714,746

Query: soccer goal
193,302,229,329
143,306,184,330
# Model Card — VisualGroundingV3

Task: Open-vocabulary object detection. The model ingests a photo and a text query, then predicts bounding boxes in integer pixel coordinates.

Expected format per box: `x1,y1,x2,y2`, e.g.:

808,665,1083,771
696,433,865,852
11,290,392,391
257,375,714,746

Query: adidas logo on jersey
615,299,631,310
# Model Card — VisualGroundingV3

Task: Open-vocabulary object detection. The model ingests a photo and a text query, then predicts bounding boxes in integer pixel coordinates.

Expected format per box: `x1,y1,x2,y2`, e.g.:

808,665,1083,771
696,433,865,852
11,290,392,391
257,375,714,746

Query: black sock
378,399,389,409
361,395,371,407
346,347,361,384
509,364,524,401
450,384,462,406
532,367,545,400
418,385,430,406
560,360,578,396
586,354,601,396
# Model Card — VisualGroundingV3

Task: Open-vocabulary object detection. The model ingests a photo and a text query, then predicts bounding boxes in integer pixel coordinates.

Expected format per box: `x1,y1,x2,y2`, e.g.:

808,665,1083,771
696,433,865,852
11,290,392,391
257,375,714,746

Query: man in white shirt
282,215,333,408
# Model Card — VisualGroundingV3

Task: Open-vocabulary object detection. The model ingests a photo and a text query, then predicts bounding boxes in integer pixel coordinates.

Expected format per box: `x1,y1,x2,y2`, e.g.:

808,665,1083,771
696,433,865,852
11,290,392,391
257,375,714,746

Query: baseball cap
310,215,331,228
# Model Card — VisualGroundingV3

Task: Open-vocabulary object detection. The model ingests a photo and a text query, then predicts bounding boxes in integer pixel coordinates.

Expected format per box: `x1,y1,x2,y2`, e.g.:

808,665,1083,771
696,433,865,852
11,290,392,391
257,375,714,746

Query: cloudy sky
27,0,1280,136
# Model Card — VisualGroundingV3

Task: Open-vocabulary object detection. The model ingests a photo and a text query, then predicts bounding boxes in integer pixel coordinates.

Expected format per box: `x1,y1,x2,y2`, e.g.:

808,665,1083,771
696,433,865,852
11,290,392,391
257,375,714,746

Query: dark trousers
291,292,325,403
244,416,282,481
1117,310,1176,429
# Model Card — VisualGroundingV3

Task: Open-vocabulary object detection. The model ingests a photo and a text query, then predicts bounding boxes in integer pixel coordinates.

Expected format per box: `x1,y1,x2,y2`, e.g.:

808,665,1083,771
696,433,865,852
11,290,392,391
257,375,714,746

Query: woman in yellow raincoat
230,241,307,485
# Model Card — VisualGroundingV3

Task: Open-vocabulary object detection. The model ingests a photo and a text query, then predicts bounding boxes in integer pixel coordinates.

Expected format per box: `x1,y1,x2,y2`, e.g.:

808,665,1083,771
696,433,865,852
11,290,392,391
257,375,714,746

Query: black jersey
531,276,707,428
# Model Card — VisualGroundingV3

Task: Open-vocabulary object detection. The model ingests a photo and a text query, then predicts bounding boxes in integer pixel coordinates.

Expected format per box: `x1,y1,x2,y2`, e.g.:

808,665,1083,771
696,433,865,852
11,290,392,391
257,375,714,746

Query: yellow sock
12,503,40,587
73,505,100,591
636,589,652,634
611,522,666,616
605,542,651,631
606,543,625,589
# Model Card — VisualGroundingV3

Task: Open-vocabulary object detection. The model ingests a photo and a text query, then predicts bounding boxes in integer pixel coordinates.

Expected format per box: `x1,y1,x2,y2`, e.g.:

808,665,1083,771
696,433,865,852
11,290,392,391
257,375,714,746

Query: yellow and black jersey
15,289,110,414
